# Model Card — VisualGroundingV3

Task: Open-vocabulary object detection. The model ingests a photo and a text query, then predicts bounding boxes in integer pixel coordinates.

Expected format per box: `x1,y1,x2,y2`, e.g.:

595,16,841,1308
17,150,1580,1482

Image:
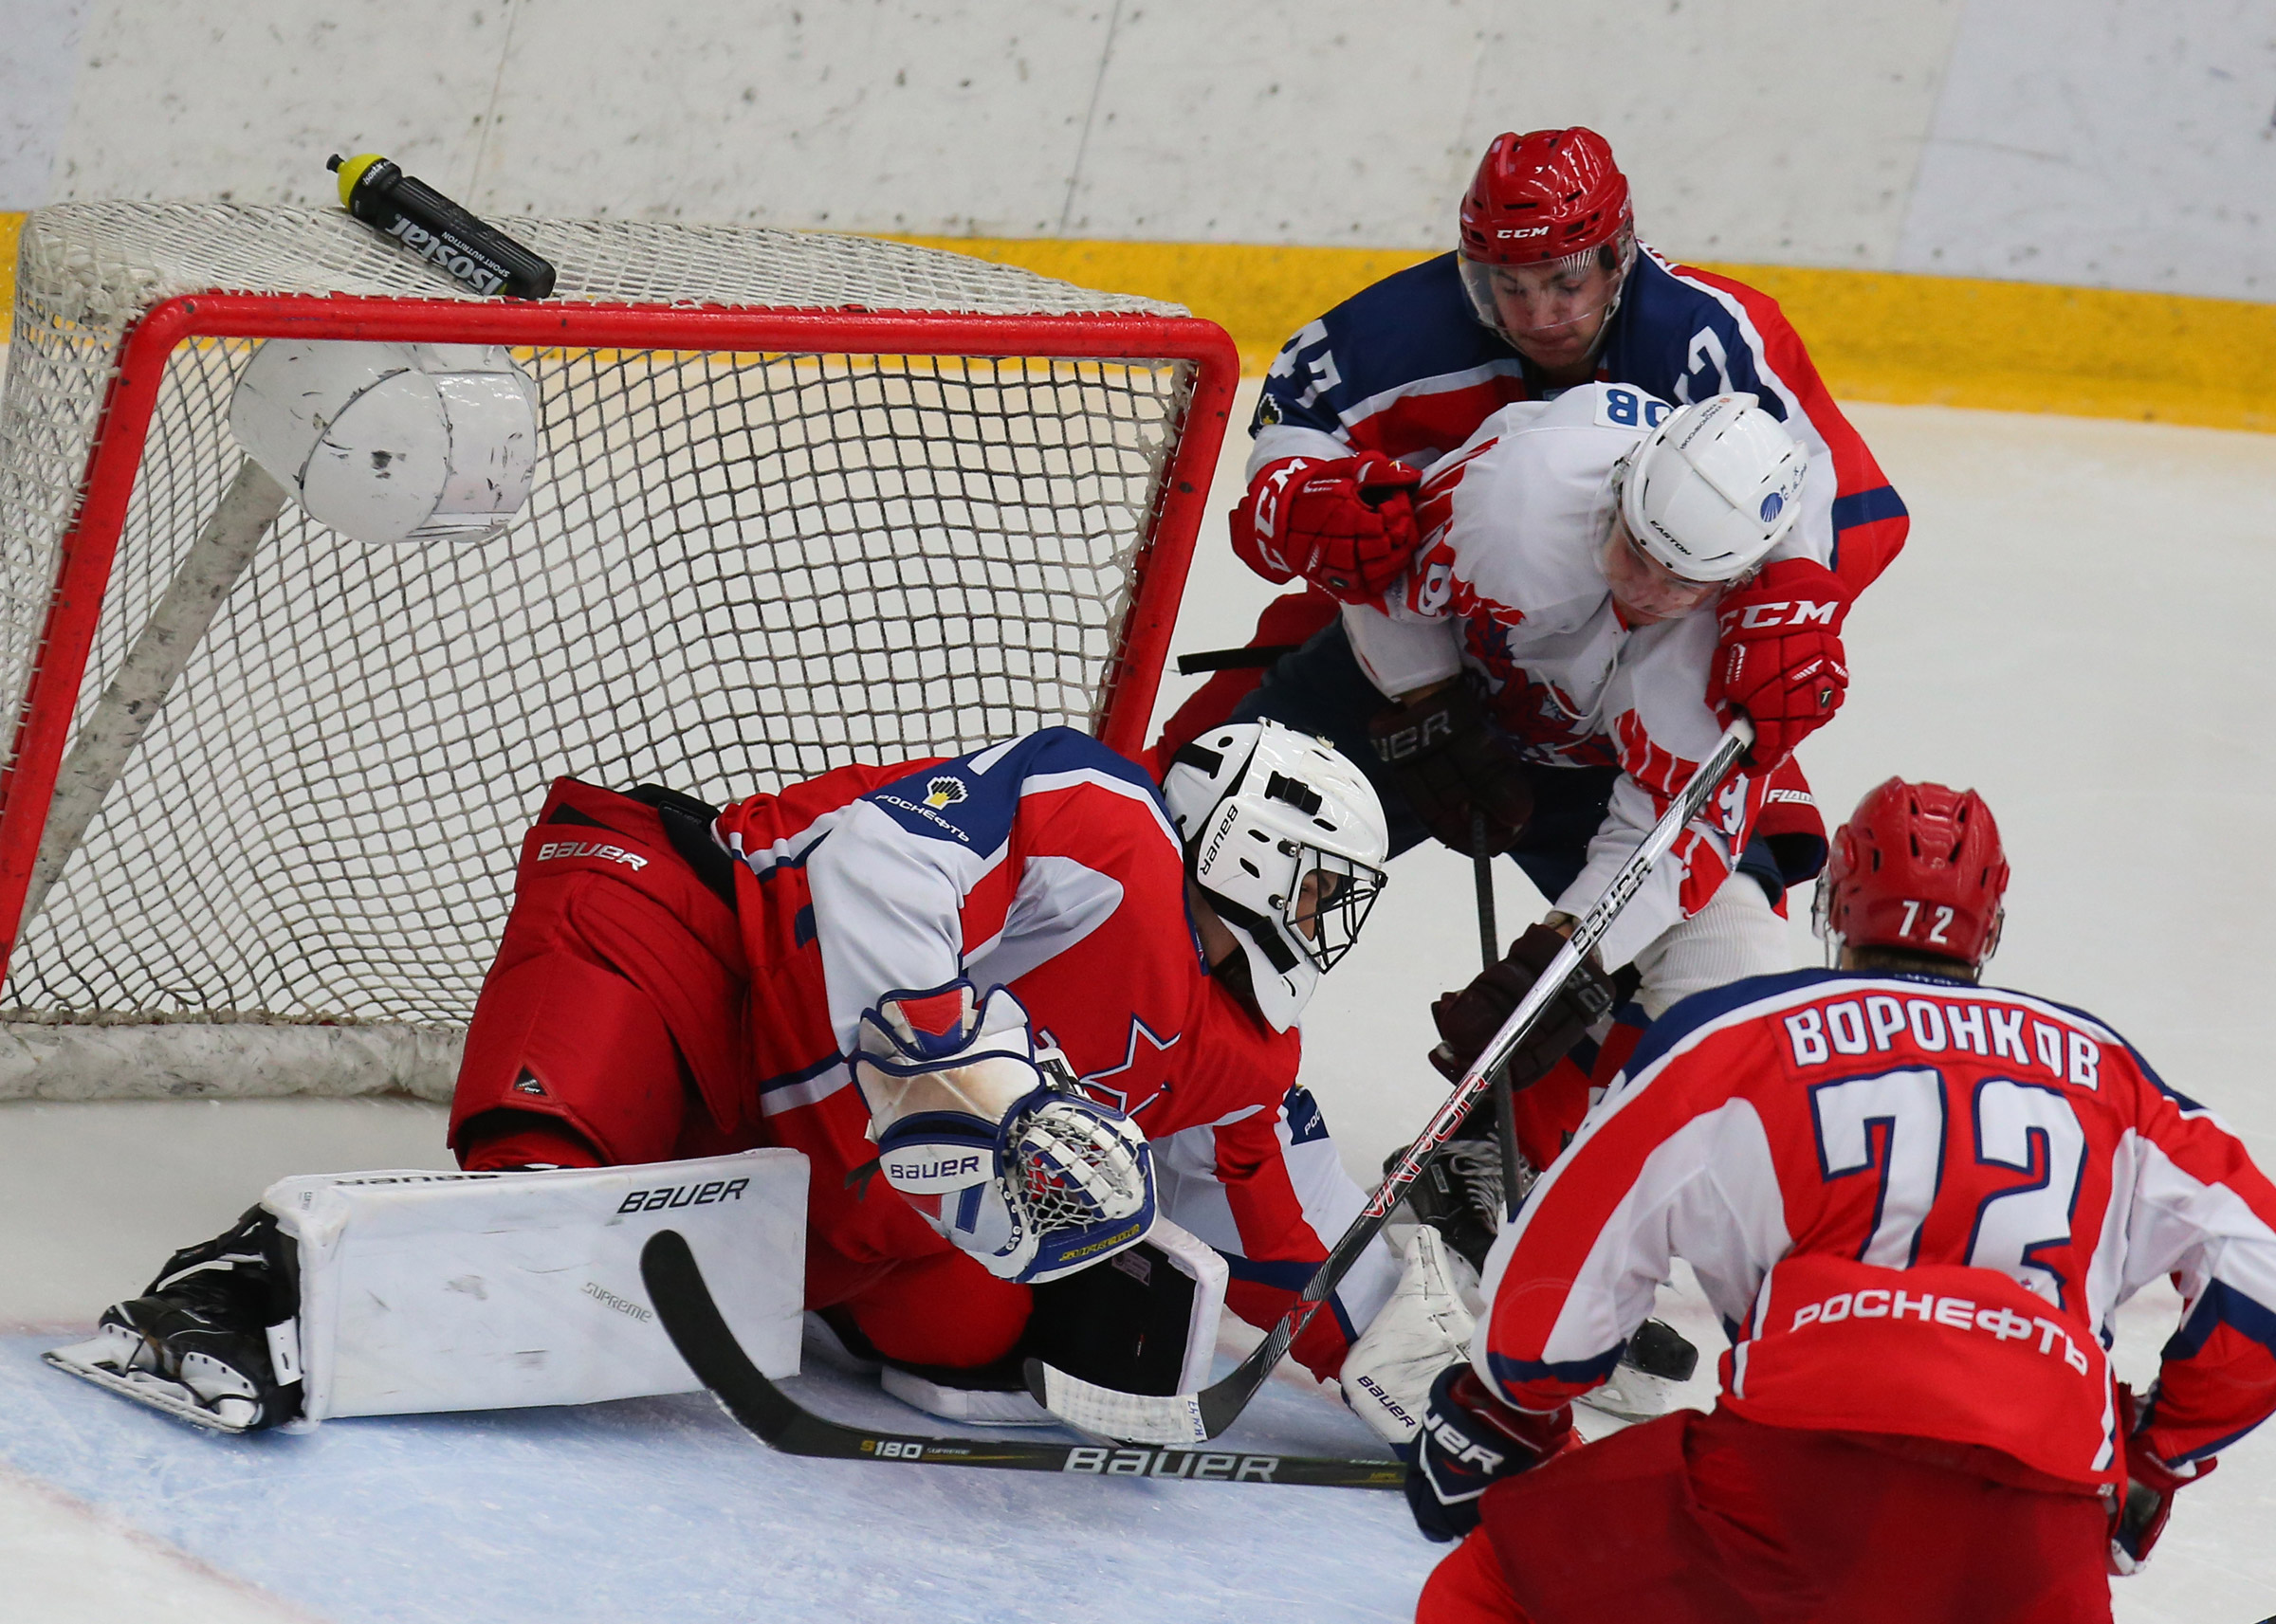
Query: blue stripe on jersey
755,1049,843,1098
1831,484,1909,534
1619,966,1846,1081
1997,987,2194,1107
1486,1341,1625,1393
2161,1277,2276,1363
1221,1253,1361,1343
861,727,1162,851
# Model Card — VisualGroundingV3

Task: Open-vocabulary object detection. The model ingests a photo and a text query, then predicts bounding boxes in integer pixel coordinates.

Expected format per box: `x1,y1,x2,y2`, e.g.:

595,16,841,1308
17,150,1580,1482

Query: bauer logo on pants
535,839,650,870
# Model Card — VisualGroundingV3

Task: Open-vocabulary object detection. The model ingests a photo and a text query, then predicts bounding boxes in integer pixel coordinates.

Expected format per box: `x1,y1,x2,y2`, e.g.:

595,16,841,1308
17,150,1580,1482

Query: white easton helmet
1161,721,1390,1031
1616,393,1806,582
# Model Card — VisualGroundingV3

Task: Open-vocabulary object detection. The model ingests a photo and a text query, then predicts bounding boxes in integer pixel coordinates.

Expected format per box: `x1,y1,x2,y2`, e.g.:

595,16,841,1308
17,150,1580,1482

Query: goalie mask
1162,721,1390,1031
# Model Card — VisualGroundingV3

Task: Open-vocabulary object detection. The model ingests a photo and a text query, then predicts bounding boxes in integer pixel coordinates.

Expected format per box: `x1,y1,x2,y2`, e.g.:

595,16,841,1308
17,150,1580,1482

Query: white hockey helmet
1162,720,1390,1031
1615,393,1805,583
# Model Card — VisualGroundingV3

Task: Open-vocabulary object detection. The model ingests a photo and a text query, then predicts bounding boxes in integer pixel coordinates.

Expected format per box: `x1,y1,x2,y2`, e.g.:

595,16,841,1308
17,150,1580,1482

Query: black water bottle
329,152,557,300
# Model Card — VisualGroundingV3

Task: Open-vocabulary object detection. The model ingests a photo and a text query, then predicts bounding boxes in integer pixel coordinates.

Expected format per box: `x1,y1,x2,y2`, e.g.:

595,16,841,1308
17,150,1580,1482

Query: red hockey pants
1415,1404,2111,1624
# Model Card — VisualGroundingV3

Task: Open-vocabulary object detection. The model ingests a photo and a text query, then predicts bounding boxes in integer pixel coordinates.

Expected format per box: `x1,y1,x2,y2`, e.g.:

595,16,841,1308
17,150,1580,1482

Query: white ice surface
3,388,2274,1619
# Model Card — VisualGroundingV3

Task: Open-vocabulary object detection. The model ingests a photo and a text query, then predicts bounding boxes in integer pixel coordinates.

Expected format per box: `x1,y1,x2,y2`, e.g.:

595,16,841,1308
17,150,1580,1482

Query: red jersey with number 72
1476,967,2276,1488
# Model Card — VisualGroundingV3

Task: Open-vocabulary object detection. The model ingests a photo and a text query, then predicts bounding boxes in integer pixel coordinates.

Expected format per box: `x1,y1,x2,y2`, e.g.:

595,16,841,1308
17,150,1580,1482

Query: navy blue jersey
1251,247,1906,588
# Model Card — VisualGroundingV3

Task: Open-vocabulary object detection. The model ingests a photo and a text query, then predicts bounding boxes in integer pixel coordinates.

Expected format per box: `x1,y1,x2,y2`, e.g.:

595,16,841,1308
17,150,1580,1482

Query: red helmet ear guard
1459,127,1634,266
1816,777,2010,970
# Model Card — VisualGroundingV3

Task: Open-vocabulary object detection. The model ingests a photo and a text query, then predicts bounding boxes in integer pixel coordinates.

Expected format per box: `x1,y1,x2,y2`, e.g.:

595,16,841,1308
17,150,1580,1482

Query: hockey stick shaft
1472,816,1522,1223
640,1230,1403,1490
1367,719,1753,1227
1034,721,1753,1441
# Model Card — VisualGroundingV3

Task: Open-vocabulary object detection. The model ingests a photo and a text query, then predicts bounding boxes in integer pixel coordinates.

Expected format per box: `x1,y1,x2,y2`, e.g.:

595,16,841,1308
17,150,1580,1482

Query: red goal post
0,205,1238,1097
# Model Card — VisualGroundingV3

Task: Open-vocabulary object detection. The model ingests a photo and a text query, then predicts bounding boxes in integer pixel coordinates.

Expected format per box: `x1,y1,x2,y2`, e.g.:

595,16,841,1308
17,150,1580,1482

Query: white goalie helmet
1616,392,1806,583
1162,720,1390,1031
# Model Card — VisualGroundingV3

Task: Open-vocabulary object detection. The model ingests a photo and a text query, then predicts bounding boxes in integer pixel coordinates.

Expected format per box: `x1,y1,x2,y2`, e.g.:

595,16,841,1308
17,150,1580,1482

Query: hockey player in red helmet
1814,776,2010,969
1336,776,2276,1623
1455,128,1638,380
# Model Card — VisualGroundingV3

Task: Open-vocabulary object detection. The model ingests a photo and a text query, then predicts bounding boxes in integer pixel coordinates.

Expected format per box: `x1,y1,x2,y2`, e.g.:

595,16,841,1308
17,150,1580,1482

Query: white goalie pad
1148,1216,1231,1397
229,339,539,545
266,1150,806,1424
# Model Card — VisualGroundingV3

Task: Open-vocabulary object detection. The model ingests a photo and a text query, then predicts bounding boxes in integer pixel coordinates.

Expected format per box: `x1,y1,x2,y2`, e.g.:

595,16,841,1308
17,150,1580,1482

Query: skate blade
43,1348,254,1434
1575,1366,1683,1423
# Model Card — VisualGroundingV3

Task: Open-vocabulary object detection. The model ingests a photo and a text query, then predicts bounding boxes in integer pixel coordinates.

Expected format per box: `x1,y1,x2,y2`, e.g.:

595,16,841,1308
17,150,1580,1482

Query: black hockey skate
1578,1317,1701,1421
46,1207,303,1433
1389,1135,1506,1274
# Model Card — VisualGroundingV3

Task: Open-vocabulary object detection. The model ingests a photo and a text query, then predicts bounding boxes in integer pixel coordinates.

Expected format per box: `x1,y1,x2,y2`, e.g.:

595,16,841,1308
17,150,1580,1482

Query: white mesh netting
0,203,1206,1098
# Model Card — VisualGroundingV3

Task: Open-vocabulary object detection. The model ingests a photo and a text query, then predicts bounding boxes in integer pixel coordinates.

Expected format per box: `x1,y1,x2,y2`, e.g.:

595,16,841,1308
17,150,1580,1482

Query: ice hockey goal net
0,202,1236,1101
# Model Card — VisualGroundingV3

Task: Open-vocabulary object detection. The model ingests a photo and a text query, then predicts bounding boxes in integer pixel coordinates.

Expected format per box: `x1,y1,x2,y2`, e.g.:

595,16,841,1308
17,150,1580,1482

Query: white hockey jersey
1350,383,1772,966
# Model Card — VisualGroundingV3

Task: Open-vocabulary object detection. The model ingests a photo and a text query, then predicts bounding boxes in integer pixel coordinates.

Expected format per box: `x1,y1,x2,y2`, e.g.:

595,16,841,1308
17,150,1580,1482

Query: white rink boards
2,386,2273,1620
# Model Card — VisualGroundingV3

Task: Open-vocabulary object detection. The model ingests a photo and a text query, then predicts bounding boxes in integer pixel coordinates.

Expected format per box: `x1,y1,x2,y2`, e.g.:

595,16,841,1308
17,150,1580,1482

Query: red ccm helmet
1814,778,2010,971
1457,128,1638,350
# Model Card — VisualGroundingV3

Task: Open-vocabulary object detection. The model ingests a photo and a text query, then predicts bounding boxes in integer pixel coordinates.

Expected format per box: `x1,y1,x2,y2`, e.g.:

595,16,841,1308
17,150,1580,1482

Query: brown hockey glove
1429,922,1618,1088
1367,681,1533,857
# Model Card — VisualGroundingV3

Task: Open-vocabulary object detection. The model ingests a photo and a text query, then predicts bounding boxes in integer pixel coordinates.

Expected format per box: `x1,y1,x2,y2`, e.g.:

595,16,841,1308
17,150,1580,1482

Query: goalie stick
637,1229,1403,1491
1025,719,1755,1446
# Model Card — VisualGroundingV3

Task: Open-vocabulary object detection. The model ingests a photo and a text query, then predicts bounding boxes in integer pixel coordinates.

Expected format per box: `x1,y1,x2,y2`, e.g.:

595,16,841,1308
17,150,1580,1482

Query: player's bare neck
1532,357,1597,390
1842,945,1979,983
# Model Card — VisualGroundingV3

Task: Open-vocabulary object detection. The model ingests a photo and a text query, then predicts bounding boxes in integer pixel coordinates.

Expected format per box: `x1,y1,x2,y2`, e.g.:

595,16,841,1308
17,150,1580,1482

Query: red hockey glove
1232,453,1422,603
1430,921,1619,1088
1707,557,1854,766
1367,681,1533,856
2109,1384,2215,1575
1406,1366,1577,1542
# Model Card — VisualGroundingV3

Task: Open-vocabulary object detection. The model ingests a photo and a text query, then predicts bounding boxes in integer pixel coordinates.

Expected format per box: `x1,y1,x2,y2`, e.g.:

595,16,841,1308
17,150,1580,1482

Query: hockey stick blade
639,1230,1401,1490
1027,721,1755,1446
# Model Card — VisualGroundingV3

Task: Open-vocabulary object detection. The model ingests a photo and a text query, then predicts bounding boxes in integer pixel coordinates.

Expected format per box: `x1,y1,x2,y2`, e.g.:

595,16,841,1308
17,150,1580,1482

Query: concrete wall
3,0,2271,302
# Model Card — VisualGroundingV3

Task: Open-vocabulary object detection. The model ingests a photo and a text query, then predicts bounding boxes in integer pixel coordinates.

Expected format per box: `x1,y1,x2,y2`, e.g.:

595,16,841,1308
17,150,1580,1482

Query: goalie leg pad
267,1150,807,1423
1342,1225,1481,1451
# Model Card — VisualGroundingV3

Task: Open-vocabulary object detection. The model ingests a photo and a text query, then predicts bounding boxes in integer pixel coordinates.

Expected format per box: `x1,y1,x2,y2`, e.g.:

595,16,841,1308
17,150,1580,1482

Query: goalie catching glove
1232,453,1423,602
854,980,1154,1285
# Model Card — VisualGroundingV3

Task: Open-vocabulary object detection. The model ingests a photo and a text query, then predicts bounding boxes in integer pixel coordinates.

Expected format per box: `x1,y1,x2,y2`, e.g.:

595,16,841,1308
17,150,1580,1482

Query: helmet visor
1600,522,1728,622
1284,848,1386,973
1459,234,1632,363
